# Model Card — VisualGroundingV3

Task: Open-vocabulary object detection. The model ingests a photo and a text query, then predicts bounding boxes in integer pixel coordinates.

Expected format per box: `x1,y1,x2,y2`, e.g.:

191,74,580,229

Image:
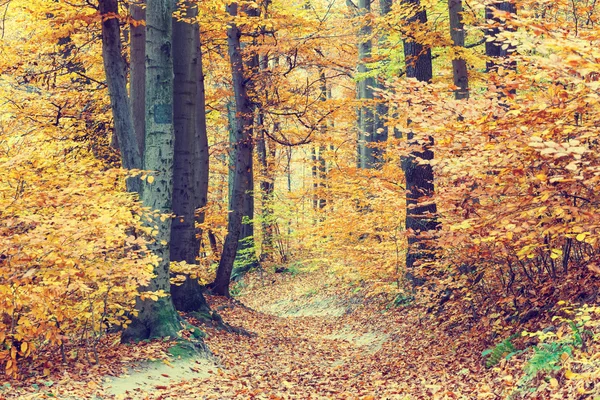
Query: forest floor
2,267,597,399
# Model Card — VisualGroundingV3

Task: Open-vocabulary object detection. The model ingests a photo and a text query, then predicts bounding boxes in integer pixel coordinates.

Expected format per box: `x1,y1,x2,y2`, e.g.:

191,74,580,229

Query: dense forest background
0,0,599,398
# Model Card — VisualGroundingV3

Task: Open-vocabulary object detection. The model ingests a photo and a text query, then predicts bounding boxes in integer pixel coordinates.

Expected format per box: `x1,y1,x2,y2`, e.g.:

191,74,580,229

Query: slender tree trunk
485,0,517,73
317,71,327,211
213,2,255,297
122,0,181,341
170,1,210,313
449,0,469,100
99,0,142,193
194,22,210,253
235,4,260,270
311,146,319,211
256,55,276,261
373,0,393,164
401,0,438,277
357,0,375,169
130,1,146,155
256,129,274,259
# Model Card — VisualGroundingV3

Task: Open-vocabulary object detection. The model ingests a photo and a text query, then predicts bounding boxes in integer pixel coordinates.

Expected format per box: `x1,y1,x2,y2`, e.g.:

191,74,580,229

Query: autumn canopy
0,0,599,398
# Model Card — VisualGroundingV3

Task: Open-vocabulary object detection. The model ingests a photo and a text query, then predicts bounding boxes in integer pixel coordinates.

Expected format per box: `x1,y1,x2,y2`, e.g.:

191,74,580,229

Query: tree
485,0,517,73
374,0,393,159
256,55,277,262
193,15,210,265
122,0,181,341
170,1,210,313
236,3,262,274
448,0,469,100
99,0,142,192
357,0,376,169
400,0,438,274
212,1,255,297
130,0,146,155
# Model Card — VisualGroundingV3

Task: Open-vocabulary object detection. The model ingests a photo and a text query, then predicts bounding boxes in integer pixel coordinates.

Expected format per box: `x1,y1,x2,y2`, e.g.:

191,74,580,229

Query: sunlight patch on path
103,357,214,398
324,326,389,354
259,296,347,317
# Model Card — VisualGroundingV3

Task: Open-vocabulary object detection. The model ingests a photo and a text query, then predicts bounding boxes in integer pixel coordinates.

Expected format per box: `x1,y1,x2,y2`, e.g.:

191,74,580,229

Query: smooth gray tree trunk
235,4,260,272
122,0,181,341
213,3,255,297
194,22,210,253
401,0,438,276
130,1,146,155
170,2,210,313
99,0,142,193
485,1,517,73
357,0,376,169
449,0,469,100
314,71,327,211
256,55,276,262
373,0,393,165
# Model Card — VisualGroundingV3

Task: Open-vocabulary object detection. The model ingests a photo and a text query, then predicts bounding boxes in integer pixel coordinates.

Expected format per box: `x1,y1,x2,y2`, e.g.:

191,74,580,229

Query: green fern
524,342,572,379
482,335,520,368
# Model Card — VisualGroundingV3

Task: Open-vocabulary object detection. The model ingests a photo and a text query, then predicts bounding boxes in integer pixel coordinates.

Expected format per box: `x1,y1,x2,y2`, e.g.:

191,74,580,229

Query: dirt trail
128,271,485,399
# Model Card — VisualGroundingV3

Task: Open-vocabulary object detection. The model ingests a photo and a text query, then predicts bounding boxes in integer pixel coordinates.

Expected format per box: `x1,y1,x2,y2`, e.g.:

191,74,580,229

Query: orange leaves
0,5,154,373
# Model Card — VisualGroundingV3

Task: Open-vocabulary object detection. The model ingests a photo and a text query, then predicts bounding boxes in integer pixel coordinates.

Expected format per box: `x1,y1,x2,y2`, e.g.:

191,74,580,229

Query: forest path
4,268,489,399
132,269,488,399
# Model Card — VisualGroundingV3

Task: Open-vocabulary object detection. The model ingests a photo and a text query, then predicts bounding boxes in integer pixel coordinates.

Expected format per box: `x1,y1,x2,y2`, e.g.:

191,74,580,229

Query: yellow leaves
450,220,472,231
550,248,563,260
576,233,588,242
565,369,583,380
140,290,167,302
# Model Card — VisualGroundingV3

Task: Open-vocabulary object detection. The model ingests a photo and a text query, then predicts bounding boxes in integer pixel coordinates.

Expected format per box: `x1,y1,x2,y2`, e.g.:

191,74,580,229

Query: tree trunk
235,4,260,271
130,1,146,155
316,71,327,211
122,0,181,342
357,0,376,169
194,22,210,253
401,0,438,277
212,3,254,297
257,124,276,261
485,1,517,73
449,0,469,100
99,0,142,193
170,1,210,313
256,55,276,261
373,0,393,164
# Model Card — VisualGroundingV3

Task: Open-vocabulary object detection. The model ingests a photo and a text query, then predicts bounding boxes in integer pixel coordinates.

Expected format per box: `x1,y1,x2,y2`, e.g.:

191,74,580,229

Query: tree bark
130,1,146,155
170,1,210,313
122,0,181,341
449,0,469,100
485,0,517,73
316,71,327,211
99,0,142,193
256,116,275,261
256,54,276,262
401,0,438,276
212,2,255,297
235,3,260,271
357,0,376,169
373,0,393,166
194,22,210,252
